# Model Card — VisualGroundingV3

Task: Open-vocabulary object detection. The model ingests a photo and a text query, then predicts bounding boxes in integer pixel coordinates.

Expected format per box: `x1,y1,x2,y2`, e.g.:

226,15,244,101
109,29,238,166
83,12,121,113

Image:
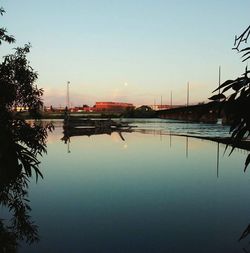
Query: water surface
16,119,250,253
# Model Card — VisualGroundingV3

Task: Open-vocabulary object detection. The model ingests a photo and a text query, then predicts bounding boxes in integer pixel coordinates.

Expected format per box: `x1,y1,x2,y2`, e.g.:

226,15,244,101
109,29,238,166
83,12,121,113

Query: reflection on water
62,126,224,178
0,137,39,252
0,170,39,250
16,119,250,253
217,142,220,178
0,116,53,251
122,118,231,138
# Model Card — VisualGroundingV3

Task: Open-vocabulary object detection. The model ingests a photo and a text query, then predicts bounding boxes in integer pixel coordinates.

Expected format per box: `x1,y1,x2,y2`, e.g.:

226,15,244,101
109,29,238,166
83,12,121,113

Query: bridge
156,101,229,124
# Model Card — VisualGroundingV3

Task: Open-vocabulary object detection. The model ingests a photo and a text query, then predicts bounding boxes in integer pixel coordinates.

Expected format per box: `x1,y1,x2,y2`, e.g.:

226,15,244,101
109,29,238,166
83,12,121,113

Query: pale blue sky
1,0,249,106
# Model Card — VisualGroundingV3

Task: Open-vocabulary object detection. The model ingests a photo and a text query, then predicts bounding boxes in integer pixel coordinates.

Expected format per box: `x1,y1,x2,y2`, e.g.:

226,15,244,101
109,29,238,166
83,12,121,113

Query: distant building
94,102,134,112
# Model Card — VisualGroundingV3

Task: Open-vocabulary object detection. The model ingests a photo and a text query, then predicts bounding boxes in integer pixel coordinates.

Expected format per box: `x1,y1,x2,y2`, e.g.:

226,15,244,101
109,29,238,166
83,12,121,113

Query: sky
1,0,250,107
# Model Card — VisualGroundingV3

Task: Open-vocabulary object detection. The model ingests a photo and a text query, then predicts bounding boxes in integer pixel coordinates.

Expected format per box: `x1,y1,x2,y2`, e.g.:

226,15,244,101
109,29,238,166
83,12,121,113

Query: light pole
67,81,70,109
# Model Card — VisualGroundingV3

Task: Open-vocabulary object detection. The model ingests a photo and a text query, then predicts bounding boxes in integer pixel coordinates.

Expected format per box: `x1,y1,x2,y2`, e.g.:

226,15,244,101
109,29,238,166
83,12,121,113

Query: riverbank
13,111,123,119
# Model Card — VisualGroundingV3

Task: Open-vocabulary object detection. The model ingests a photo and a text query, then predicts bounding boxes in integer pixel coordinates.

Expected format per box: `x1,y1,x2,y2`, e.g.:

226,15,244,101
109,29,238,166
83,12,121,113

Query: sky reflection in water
20,123,250,253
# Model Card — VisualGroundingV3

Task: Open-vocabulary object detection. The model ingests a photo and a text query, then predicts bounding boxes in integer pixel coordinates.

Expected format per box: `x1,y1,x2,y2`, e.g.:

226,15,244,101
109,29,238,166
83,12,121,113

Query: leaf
221,83,235,93
240,47,250,52
242,55,250,62
239,224,250,241
213,80,234,93
244,154,250,172
222,78,245,93
240,87,246,97
232,125,248,144
228,145,237,156
208,93,226,101
228,92,237,103
241,51,250,59
232,82,244,91
229,118,241,132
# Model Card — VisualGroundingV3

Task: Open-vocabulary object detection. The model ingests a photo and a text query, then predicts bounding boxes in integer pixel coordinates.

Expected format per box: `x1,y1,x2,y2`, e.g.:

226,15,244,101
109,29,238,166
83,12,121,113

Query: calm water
13,119,250,252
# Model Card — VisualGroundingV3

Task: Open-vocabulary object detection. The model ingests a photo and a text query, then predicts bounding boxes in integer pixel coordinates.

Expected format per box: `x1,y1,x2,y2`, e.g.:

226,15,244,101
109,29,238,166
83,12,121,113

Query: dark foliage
0,7,53,248
209,26,250,171
0,170,39,249
0,43,54,179
233,25,250,62
0,7,15,45
0,44,43,114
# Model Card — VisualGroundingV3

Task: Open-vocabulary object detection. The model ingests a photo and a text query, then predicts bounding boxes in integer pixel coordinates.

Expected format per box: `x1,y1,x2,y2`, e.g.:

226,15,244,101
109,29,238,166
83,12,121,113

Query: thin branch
233,25,250,51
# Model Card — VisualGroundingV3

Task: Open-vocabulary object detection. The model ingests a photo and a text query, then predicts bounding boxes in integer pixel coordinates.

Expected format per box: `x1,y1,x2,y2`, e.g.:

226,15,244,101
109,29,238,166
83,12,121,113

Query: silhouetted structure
62,111,133,143
157,102,224,123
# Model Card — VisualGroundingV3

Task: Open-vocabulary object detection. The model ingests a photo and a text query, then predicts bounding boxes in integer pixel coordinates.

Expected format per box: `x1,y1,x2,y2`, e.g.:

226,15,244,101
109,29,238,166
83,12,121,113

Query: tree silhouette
0,7,53,248
0,8,53,179
210,26,250,170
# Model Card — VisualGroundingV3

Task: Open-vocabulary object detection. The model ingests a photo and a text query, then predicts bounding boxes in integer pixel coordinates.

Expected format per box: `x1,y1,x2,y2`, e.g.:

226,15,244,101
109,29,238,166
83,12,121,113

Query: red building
94,102,134,112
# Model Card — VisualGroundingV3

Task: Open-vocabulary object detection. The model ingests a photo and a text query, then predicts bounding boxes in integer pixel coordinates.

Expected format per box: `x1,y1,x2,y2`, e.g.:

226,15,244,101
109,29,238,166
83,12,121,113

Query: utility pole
187,82,189,107
161,95,162,109
218,66,221,94
67,81,70,109
170,91,172,108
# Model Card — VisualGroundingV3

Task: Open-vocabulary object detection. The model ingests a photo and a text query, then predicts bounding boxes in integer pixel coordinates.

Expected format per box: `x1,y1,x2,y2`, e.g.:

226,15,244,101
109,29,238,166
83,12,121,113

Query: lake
10,119,250,252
